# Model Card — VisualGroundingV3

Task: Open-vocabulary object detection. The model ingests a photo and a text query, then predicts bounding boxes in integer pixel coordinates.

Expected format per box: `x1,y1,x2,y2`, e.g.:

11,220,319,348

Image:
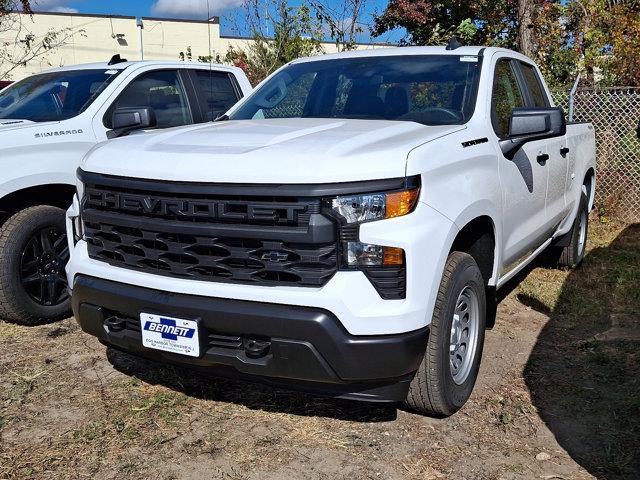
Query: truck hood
82,118,465,183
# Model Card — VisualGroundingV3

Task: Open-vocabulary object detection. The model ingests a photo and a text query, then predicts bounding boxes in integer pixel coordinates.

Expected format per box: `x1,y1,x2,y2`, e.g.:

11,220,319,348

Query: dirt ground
1,219,638,480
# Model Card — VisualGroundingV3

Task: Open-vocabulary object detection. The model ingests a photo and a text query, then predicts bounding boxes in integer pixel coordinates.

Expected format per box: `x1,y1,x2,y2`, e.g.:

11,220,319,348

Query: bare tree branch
313,0,367,51
0,1,78,80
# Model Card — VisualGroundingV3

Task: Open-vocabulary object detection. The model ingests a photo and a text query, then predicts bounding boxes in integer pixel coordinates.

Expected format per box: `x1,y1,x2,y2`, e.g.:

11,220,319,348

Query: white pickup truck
66,46,596,416
0,57,251,324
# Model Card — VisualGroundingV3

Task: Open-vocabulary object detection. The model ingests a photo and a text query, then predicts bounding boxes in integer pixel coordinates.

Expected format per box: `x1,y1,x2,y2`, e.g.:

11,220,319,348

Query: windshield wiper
0,119,29,124
214,114,229,122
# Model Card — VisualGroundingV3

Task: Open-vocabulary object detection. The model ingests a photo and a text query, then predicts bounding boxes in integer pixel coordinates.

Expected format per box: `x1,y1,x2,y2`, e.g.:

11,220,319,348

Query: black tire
556,192,589,268
405,252,486,417
0,206,71,325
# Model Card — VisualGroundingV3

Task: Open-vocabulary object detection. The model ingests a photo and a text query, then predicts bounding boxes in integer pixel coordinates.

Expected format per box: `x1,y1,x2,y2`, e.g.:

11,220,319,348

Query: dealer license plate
140,313,200,357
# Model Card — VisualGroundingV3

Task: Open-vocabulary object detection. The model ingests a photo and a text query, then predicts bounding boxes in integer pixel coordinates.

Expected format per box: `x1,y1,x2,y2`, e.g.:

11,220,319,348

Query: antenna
446,37,462,50
207,0,213,63
206,0,214,121
108,54,128,65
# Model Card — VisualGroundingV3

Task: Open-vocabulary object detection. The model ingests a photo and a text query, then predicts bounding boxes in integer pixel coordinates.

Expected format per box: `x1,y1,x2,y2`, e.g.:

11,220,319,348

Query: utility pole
136,17,144,60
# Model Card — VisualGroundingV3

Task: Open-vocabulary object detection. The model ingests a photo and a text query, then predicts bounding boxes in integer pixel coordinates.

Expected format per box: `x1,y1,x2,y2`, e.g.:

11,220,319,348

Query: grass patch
73,420,108,443
0,322,29,341
522,218,640,479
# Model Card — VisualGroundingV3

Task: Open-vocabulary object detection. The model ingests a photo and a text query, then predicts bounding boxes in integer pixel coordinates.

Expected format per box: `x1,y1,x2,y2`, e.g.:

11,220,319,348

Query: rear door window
520,63,549,108
193,70,240,121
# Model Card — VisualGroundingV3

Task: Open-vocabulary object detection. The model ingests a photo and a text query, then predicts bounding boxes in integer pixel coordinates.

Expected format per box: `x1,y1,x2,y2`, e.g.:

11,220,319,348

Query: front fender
0,172,76,200
0,139,94,200
360,201,461,329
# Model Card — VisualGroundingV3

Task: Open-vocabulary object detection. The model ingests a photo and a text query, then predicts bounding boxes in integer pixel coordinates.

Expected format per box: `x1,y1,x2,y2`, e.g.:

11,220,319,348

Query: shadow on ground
106,346,398,423
521,224,640,480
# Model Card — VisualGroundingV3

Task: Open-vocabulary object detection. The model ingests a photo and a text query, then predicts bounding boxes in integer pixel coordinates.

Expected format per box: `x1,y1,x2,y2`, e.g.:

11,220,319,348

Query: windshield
0,69,121,122
230,55,482,125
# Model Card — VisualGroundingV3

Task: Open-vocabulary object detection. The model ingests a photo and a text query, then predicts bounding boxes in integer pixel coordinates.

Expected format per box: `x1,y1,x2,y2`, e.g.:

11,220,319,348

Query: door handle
560,147,570,156
537,153,550,165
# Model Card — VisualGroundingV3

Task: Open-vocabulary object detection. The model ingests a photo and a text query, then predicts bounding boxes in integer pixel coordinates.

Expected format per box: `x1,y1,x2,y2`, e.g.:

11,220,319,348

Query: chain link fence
552,87,640,222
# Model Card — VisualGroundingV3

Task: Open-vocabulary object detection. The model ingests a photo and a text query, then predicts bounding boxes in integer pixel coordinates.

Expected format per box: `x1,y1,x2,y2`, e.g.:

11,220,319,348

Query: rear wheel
0,206,70,325
405,252,486,417
556,192,589,268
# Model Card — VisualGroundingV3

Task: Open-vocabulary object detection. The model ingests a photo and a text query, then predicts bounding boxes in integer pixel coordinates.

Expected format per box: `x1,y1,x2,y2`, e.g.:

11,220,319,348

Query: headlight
72,214,83,242
326,183,419,271
76,178,85,200
346,242,404,267
71,198,84,243
330,188,420,225
73,179,85,242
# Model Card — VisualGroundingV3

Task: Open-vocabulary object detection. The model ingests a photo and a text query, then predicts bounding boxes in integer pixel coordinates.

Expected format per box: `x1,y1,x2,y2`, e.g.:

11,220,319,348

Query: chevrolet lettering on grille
85,189,308,224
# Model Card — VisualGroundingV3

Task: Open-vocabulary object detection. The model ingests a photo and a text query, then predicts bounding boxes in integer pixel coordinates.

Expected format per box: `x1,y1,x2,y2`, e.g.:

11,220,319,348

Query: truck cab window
231,55,482,126
253,72,317,119
491,60,525,138
0,69,120,122
193,70,240,121
520,63,549,107
106,70,191,129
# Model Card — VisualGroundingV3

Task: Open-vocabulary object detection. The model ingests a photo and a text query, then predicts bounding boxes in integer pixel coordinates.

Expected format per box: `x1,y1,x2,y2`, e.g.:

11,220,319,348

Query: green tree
226,0,324,85
567,0,640,86
371,0,515,47
372,0,640,88
178,46,222,64
529,1,580,87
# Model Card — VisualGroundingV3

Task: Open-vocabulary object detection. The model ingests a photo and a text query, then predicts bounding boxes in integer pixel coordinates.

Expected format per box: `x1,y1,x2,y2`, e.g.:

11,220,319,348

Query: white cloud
32,0,78,13
151,0,244,19
50,7,79,13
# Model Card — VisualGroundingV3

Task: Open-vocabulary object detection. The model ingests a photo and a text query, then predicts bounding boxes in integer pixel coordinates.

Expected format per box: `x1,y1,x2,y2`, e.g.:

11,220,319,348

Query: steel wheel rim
450,285,480,385
577,210,587,258
20,226,69,306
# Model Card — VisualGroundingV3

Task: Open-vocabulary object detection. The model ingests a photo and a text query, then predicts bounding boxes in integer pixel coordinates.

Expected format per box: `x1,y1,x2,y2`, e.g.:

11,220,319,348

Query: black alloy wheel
20,225,70,306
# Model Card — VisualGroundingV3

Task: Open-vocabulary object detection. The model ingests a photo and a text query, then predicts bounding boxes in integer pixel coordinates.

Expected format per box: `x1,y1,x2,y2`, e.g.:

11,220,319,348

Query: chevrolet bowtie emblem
261,252,289,263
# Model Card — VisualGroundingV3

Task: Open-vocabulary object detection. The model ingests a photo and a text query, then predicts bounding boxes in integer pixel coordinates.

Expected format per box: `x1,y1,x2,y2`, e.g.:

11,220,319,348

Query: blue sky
32,0,403,43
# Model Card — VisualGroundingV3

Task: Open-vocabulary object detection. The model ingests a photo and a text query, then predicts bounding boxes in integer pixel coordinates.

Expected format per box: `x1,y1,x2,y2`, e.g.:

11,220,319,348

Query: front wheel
0,206,71,325
405,252,486,417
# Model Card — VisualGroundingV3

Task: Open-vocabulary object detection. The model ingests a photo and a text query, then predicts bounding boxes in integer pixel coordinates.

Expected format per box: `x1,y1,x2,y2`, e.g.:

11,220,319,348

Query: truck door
492,58,551,272
517,61,570,227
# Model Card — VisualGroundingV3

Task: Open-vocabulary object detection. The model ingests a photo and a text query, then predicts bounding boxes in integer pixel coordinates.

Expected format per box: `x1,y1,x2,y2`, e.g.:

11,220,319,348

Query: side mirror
500,107,566,159
108,107,157,139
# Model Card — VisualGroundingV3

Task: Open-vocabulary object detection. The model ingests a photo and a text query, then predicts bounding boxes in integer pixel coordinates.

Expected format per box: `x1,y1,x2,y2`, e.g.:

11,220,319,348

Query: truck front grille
80,172,339,287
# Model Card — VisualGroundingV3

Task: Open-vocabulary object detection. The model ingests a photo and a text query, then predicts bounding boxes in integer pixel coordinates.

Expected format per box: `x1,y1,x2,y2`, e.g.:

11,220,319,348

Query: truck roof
39,60,241,74
291,46,532,64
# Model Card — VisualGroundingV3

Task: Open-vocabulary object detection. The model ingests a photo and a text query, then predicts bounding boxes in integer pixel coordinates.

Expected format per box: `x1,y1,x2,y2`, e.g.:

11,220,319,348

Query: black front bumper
72,275,428,402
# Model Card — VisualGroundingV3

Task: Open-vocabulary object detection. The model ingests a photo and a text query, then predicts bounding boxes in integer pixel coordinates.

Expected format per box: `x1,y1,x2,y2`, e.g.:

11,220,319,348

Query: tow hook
243,338,271,358
104,316,127,332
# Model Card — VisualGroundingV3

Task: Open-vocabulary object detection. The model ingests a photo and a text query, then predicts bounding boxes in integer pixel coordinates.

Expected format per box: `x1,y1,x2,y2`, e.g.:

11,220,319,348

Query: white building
1,11,390,81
